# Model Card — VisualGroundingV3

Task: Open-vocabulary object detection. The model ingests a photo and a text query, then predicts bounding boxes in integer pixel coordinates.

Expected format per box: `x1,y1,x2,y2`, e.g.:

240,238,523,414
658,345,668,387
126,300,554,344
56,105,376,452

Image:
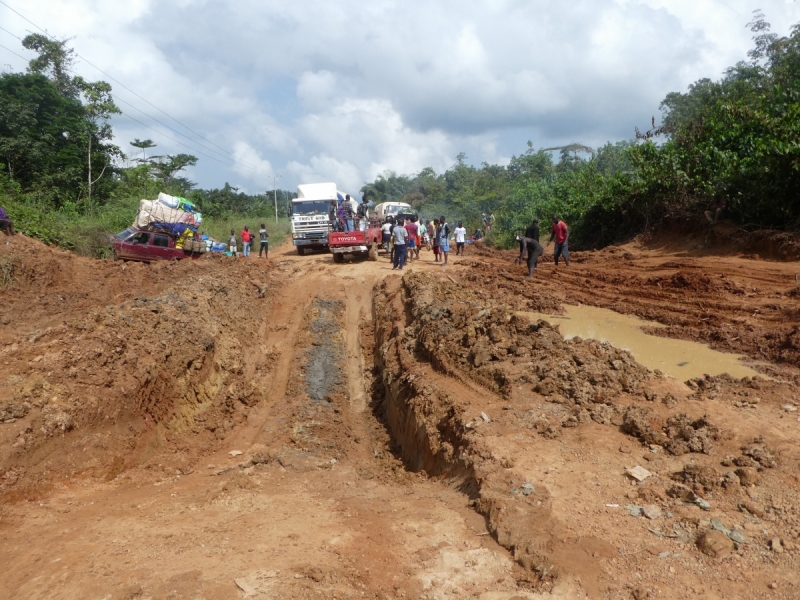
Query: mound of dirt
622,406,720,455
0,235,277,498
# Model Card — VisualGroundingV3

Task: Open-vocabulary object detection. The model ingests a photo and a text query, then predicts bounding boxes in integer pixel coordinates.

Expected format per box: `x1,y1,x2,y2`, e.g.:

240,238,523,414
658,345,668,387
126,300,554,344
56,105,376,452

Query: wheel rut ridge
372,273,610,595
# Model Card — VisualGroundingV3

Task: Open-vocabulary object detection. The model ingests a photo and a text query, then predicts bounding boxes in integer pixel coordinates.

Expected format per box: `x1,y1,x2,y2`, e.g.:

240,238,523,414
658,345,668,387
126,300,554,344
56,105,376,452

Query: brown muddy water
521,305,765,380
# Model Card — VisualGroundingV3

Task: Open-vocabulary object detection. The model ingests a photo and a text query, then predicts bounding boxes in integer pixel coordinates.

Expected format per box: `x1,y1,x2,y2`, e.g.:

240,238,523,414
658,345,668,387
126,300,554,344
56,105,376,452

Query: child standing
228,229,238,255
258,223,269,258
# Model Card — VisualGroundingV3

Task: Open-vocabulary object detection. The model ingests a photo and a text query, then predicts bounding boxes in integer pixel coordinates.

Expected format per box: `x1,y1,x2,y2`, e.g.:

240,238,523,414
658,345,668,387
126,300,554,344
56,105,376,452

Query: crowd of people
333,194,370,233
228,224,270,258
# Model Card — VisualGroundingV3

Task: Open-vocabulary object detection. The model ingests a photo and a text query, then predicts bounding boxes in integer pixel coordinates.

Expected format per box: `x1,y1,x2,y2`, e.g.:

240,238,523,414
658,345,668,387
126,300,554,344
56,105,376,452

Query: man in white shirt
454,221,467,256
381,219,393,250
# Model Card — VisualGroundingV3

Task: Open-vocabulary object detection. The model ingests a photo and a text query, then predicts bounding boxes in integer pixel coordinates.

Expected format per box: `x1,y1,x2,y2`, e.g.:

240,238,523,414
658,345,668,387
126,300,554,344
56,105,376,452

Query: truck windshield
386,205,410,215
293,201,331,216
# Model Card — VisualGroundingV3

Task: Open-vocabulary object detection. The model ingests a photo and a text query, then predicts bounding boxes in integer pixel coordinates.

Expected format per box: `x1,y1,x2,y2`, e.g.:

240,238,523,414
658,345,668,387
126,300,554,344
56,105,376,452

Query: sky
2,0,799,195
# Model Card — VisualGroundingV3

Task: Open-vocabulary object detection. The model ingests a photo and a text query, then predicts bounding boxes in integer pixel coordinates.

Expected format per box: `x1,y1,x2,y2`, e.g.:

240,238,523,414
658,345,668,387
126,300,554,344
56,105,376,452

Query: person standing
454,221,467,255
515,235,544,280
381,218,392,250
342,194,356,232
392,217,408,270
430,220,440,262
525,218,540,242
488,212,495,231
437,216,451,266
258,223,269,258
358,196,369,231
241,225,252,257
404,216,418,262
228,229,238,255
0,206,15,236
548,215,570,266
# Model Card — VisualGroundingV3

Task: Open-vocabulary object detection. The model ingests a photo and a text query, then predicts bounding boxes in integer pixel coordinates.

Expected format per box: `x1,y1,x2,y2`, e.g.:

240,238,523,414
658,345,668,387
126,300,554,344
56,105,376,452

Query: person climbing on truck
259,223,269,258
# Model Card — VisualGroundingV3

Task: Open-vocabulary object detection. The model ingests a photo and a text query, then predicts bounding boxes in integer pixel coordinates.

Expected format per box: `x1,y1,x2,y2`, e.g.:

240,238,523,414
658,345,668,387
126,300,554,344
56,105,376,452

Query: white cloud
3,0,799,193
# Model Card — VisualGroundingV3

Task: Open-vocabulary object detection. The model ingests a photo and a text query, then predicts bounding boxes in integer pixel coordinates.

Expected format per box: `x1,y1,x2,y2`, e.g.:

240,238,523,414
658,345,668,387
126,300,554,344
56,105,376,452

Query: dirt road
0,235,798,599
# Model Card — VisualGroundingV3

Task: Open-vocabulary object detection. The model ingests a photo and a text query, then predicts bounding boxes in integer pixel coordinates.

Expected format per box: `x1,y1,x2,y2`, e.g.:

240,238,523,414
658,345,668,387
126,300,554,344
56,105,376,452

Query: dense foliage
0,35,290,255
362,15,800,248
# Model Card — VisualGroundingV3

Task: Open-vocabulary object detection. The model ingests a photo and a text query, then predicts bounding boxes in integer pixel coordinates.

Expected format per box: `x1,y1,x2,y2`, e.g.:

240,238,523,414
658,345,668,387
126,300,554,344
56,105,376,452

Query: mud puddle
520,304,765,380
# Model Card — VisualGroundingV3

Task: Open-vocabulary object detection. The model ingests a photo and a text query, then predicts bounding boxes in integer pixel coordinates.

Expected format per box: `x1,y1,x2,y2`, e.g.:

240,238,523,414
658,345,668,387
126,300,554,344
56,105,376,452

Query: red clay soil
0,231,799,599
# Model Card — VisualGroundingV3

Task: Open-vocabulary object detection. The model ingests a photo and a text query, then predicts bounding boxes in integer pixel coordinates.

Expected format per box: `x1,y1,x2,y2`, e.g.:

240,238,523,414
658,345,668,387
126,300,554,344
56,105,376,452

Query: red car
113,228,203,263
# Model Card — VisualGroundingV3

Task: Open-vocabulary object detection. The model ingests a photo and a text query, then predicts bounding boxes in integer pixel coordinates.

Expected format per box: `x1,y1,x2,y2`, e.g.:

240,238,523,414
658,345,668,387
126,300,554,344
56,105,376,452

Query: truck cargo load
135,200,196,229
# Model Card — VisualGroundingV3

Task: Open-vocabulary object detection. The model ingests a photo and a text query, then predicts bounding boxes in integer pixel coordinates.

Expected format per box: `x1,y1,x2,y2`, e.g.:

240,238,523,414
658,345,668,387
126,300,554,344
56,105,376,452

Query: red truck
328,219,383,263
112,228,205,263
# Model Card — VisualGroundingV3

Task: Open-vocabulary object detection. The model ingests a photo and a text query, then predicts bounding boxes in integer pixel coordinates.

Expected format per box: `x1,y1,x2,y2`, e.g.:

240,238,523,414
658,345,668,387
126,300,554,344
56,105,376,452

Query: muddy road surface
0,234,799,600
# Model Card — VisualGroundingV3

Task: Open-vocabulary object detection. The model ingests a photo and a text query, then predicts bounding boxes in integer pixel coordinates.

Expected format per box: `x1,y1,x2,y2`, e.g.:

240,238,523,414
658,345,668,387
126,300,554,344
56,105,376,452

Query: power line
111,94,244,164
0,0,272,176
0,42,28,62
117,110,273,177
0,25,21,40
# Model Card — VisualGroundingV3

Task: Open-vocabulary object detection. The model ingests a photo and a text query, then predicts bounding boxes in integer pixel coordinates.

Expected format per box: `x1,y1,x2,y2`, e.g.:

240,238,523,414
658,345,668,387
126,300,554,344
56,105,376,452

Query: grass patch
0,255,19,288
2,192,293,258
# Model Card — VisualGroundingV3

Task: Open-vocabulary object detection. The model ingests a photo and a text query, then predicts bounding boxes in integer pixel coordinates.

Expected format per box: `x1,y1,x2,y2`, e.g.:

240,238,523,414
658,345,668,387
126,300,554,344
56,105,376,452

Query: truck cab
291,182,339,255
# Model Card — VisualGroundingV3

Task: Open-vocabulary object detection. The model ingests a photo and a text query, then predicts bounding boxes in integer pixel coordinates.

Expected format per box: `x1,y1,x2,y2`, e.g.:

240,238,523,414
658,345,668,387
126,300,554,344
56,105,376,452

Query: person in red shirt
548,215,569,266
404,217,419,262
241,226,253,257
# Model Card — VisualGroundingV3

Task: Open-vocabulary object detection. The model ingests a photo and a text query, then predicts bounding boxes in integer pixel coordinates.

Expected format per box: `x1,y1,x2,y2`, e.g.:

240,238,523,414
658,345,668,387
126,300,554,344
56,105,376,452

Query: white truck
290,182,341,255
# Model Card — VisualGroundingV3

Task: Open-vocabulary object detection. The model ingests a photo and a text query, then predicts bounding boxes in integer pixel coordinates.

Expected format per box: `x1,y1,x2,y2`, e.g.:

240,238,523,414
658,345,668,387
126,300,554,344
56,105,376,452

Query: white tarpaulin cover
135,199,195,229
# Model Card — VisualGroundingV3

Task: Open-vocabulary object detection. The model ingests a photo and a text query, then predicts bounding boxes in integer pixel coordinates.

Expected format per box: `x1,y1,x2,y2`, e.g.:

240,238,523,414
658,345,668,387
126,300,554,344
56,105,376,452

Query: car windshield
293,201,331,216
115,227,136,239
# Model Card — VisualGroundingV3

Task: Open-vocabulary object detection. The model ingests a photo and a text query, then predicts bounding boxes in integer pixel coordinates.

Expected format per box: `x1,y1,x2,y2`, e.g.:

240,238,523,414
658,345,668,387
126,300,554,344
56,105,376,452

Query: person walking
548,215,570,266
228,229,238,255
392,217,408,270
258,223,269,258
515,235,544,280
454,221,467,256
437,216,451,266
241,225,252,257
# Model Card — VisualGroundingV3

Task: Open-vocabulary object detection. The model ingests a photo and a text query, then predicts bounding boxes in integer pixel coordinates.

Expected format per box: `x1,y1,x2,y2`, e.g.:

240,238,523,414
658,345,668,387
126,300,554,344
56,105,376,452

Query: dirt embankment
373,270,800,599
0,235,276,499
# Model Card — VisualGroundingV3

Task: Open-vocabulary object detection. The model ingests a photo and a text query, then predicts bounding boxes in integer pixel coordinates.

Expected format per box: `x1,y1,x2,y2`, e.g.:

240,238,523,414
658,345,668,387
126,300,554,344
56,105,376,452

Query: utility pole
272,175,279,223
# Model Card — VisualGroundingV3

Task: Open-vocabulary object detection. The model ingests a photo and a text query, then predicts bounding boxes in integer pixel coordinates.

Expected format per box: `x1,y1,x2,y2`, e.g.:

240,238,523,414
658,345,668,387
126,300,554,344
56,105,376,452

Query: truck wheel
333,252,344,263
297,246,305,256
368,244,379,261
